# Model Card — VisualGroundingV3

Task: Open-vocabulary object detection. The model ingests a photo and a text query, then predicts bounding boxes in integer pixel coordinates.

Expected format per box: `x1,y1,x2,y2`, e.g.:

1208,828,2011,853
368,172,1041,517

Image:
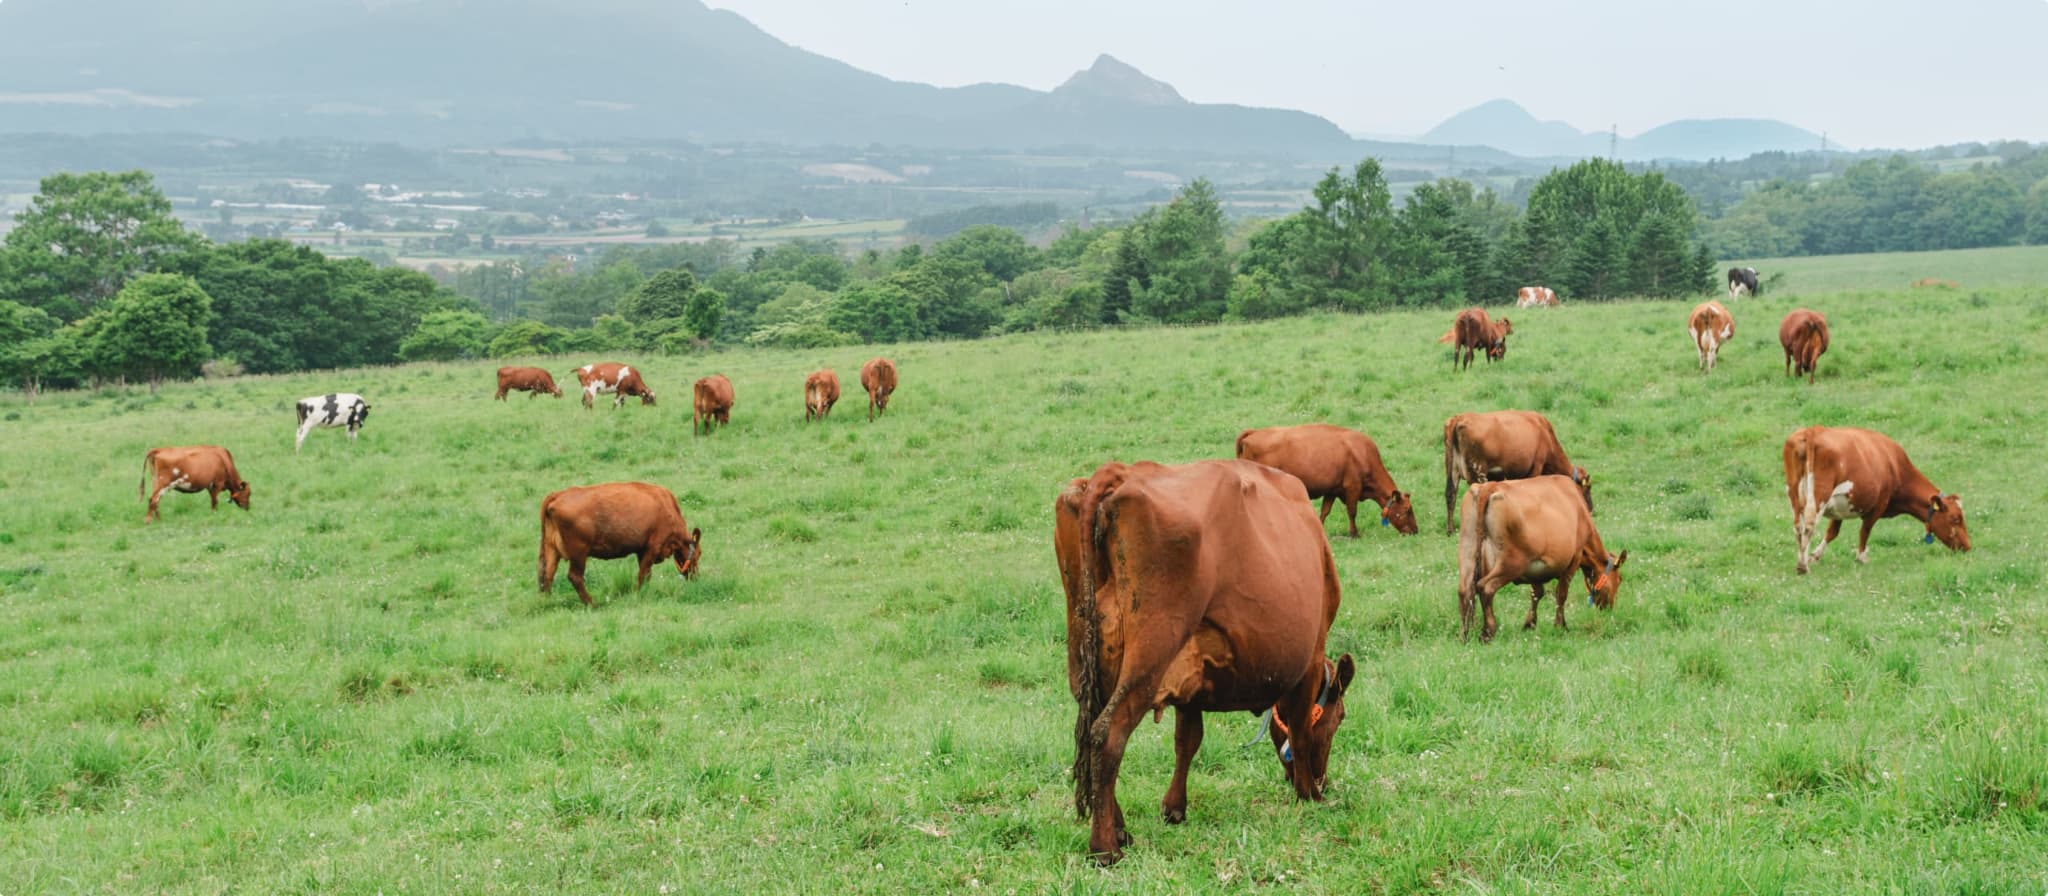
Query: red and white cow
573,363,656,410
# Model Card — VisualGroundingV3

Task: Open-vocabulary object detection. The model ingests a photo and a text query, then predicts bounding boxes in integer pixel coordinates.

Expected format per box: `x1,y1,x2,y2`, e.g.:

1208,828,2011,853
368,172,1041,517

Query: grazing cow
1442,410,1590,535
1515,286,1559,308
1781,426,1970,575
1056,460,1355,865
1235,423,1418,537
294,393,371,452
859,357,897,422
1728,266,1761,299
1778,309,1830,384
803,369,840,422
692,374,734,437
1438,308,1512,370
1687,300,1735,373
1457,475,1627,642
573,362,656,409
495,366,562,400
141,445,250,523
538,482,703,606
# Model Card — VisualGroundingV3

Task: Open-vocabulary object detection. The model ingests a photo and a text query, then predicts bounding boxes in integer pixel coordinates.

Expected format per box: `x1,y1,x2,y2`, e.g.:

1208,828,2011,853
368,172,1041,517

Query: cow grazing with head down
1439,308,1512,370
803,369,839,422
1688,300,1735,373
538,482,703,607
1235,423,1418,537
141,445,250,523
859,357,897,421
573,362,656,409
1781,426,1969,575
1056,459,1355,865
1728,266,1761,299
1778,309,1830,384
495,366,562,400
1457,474,1627,642
1442,410,1590,535
1515,286,1559,308
295,393,370,453
692,374,734,437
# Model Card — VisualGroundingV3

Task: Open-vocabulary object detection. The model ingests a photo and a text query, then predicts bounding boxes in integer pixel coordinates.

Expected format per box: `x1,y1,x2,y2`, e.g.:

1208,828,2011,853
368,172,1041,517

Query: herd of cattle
133,282,1976,865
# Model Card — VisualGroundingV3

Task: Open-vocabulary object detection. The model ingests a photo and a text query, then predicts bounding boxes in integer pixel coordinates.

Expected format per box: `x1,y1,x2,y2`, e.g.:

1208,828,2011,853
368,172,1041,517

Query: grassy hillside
1728,244,2048,294
2,286,2045,892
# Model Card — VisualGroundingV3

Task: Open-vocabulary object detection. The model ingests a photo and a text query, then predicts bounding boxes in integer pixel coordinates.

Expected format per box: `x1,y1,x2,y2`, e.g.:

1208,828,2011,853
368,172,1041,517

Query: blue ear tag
1380,517,1390,527
1924,532,1936,545
1280,740,1294,763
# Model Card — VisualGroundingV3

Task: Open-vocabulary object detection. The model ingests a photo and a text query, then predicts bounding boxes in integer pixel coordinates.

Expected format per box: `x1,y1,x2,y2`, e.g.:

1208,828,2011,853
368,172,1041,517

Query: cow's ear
1929,495,1945,513
1613,550,1629,569
1335,654,1356,692
691,527,703,546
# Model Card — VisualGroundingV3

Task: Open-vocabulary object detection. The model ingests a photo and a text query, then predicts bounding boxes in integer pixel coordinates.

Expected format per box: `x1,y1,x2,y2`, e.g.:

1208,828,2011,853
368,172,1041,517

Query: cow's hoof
1091,848,1124,867
1162,807,1186,824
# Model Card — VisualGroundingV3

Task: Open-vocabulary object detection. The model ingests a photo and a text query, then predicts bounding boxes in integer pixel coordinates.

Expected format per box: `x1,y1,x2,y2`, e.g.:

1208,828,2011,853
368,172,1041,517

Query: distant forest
3,141,2046,395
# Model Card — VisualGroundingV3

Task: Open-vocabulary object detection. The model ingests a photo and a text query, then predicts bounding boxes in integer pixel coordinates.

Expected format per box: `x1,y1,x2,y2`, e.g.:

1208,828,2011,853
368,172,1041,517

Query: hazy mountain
0,0,1358,157
1419,99,1834,161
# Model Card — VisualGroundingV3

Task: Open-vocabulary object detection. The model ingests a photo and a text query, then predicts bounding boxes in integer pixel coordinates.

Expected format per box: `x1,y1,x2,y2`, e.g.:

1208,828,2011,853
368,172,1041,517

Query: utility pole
1820,131,1829,154
1609,124,1618,161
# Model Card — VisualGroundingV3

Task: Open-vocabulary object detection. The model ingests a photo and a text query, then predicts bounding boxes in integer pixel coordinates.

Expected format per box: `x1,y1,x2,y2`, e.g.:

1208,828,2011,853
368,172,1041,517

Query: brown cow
495,366,562,400
1056,459,1355,865
1442,410,1590,534
1457,475,1627,642
573,362,656,409
1515,286,1559,308
1235,423,1418,537
1781,426,1970,575
1439,308,1512,370
803,369,839,422
692,374,734,437
1778,310,1829,384
1687,300,1735,373
859,357,897,422
141,445,250,524
538,482,702,606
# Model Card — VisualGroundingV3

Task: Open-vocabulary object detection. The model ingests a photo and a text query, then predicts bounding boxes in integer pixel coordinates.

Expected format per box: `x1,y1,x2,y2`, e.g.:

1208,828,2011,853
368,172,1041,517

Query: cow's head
229,479,252,511
1380,490,1418,535
548,381,563,397
668,527,703,579
354,403,372,426
1570,466,1594,514
1272,654,1356,800
1587,550,1628,609
1487,319,1512,360
640,390,657,407
1925,494,1970,553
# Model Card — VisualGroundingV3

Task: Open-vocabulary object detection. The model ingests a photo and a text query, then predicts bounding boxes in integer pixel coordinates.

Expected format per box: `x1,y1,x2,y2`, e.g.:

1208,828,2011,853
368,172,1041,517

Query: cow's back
860,358,897,394
543,482,682,553
1236,424,1373,493
695,375,734,408
1450,410,1568,478
1473,475,1595,560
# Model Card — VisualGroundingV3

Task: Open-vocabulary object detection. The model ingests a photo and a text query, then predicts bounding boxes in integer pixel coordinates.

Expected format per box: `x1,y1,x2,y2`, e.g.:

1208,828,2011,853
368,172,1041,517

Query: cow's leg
1524,581,1545,630
1087,677,1158,864
148,475,189,523
567,557,593,606
1161,708,1202,824
1813,519,1844,565
1318,496,1336,526
1444,475,1460,537
1479,586,1499,642
635,552,655,590
295,421,312,453
1552,573,1571,629
1342,492,1361,539
208,485,220,510
348,424,358,442
1784,350,1793,379
1854,517,1877,564
1794,470,1826,574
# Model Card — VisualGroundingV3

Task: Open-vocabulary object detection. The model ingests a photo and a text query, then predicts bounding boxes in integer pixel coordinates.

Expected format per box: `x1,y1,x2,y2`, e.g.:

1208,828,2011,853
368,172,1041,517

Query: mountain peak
1053,54,1187,105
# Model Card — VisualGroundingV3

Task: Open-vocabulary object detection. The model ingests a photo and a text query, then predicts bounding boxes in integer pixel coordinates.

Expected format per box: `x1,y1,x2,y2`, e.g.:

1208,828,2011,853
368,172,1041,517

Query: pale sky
707,0,2048,149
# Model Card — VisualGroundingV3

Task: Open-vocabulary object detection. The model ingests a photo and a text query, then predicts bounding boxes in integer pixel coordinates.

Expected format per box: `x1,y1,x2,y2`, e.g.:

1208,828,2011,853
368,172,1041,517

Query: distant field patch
802,163,904,184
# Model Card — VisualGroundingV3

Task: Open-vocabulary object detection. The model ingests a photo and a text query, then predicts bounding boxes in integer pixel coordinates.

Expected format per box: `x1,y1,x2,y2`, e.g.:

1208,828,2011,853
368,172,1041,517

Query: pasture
1728,244,2048,293
2,286,2045,893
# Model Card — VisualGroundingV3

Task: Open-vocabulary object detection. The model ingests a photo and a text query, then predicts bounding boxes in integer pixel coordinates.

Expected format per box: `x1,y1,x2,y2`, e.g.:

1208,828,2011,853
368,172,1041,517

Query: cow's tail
1436,327,1456,344
140,449,159,500
1456,483,1493,636
1442,419,1467,533
295,401,309,426
1233,430,1253,459
1789,428,1818,528
1070,478,1112,819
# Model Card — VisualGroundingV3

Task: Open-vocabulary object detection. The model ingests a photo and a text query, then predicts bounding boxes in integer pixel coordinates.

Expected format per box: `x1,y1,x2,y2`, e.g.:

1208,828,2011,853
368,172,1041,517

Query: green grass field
1729,244,2048,294
3,283,2046,893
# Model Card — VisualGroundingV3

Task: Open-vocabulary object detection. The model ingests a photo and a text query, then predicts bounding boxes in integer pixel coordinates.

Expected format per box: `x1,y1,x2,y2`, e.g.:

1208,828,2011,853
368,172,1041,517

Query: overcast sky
706,0,2048,149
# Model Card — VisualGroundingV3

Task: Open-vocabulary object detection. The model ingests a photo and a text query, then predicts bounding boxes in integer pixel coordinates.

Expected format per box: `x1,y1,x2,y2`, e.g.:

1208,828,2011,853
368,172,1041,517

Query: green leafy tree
930,225,1041,282
684,287,726,341
487,320,570,358
1238,160,1397,310
1917,170,2023,249
1129,178,1230,324
1623,213,1691,297
533,259,643,328
0,170,204,321
1561,217,1626,301
398,310,491,362
90,273,213,391
829,281,925,343
618,268,696,323
1224,269,1302,321
0,300,60,395
1390,180,1488,307
2026,178,2048,245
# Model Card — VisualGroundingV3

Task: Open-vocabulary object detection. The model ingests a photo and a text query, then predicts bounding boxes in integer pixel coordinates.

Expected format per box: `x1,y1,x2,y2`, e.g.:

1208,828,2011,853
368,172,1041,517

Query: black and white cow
1727,267,1761,299
295,393,371,452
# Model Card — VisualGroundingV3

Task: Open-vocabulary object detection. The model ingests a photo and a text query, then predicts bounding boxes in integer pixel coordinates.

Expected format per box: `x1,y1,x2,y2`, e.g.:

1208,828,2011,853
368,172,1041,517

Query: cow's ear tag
1280,740,1294,763
1924,532,1936,545
1380,517,1390,527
